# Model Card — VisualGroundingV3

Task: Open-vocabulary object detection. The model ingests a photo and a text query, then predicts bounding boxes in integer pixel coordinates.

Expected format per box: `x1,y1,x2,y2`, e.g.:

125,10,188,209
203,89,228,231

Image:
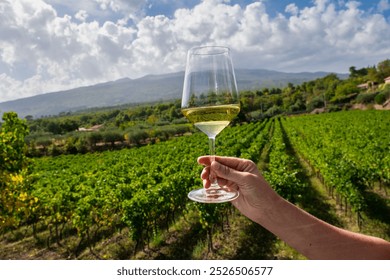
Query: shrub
375,93,386,104
307,96,324,111
355,92,377,104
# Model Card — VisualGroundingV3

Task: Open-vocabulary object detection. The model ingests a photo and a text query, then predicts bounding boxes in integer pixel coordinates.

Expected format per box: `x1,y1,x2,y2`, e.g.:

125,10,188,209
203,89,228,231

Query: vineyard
0,110,389,259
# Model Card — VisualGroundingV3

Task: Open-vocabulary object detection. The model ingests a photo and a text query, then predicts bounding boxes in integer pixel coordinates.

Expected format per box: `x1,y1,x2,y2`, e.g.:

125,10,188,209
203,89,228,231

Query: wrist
243,175,282,225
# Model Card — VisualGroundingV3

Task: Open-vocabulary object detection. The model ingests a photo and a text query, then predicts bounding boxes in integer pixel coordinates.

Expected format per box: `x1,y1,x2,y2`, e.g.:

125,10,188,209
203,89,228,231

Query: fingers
198,155,238,167
200,165,236,190
197,156,212,166
210,160,244,184
198,155,256,173
198,156,259,190
200,166,209,180
200,166,212,189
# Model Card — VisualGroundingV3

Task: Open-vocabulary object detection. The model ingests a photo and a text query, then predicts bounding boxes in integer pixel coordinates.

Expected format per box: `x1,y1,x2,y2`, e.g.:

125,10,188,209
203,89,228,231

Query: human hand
199,157,390,260
197,156,278,222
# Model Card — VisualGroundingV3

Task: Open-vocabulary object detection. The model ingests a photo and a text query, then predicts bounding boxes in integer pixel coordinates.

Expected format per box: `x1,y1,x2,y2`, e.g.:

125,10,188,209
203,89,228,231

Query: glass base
188,187,239,203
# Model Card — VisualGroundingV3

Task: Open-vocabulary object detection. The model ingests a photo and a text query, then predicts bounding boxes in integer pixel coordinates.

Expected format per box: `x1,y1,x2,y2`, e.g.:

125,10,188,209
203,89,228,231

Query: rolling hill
0,69,344,118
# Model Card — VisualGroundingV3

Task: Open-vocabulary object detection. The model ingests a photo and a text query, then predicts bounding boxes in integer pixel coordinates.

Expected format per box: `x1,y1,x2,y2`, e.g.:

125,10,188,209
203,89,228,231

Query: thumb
211,160,243,183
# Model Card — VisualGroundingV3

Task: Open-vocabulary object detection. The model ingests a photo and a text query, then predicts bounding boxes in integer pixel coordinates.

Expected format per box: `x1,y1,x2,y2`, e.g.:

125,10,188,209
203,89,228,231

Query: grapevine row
281,110,390,224
6,121,269,255
263,118,306,203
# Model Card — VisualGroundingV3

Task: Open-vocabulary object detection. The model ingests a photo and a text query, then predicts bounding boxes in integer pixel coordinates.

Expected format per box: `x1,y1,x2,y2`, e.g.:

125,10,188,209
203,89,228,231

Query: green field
1,110,389,259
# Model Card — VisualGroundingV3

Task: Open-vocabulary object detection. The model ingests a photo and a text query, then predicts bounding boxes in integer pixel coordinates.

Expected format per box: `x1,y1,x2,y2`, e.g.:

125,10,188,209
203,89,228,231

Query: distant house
385,76,390,84
357,82,369,89
357,81,377,90
78,124,103,132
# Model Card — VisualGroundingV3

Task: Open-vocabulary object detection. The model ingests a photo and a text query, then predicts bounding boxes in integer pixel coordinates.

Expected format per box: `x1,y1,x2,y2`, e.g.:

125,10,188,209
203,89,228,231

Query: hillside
0,69,342,118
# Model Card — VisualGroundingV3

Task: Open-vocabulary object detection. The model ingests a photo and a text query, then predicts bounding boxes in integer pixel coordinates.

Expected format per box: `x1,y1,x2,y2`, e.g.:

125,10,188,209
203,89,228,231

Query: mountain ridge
0,69,346,118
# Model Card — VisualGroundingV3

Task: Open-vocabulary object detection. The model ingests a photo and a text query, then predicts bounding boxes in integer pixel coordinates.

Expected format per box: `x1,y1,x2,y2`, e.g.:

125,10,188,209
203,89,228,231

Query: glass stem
208,137,219,188
208,137,215,158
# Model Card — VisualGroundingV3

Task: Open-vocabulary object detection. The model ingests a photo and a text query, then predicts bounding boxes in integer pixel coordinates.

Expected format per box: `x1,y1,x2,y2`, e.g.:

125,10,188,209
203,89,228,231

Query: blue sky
48,1,390,22
148,0,390,17
1,0,390,102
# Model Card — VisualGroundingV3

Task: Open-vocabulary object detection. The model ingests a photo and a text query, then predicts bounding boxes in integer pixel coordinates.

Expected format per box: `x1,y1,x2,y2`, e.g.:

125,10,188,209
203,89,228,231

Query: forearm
254,193,390,260
201,156,390,259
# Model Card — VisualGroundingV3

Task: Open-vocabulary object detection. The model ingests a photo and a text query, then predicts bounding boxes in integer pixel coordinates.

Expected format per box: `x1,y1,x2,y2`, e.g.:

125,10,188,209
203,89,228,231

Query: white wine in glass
181,46,240,203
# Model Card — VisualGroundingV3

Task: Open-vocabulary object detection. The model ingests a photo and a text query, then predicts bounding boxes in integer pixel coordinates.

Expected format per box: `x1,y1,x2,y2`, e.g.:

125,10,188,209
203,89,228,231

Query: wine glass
181,46,240,203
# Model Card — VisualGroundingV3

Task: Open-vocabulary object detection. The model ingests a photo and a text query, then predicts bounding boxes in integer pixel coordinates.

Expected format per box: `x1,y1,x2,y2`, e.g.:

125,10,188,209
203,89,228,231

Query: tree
377,59,390,81
61,119,79,133
366,67,380,84
46,120,62,134
334,81,359,100
0,112,32,230
349,66,368,78
0,112,29,173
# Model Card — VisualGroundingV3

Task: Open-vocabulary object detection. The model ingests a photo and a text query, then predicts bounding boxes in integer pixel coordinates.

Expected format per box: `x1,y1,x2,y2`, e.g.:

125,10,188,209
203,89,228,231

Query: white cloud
285,3,299,16
75,10,89,22
378,0,390,12
0,0,390,102
96,0,143,12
